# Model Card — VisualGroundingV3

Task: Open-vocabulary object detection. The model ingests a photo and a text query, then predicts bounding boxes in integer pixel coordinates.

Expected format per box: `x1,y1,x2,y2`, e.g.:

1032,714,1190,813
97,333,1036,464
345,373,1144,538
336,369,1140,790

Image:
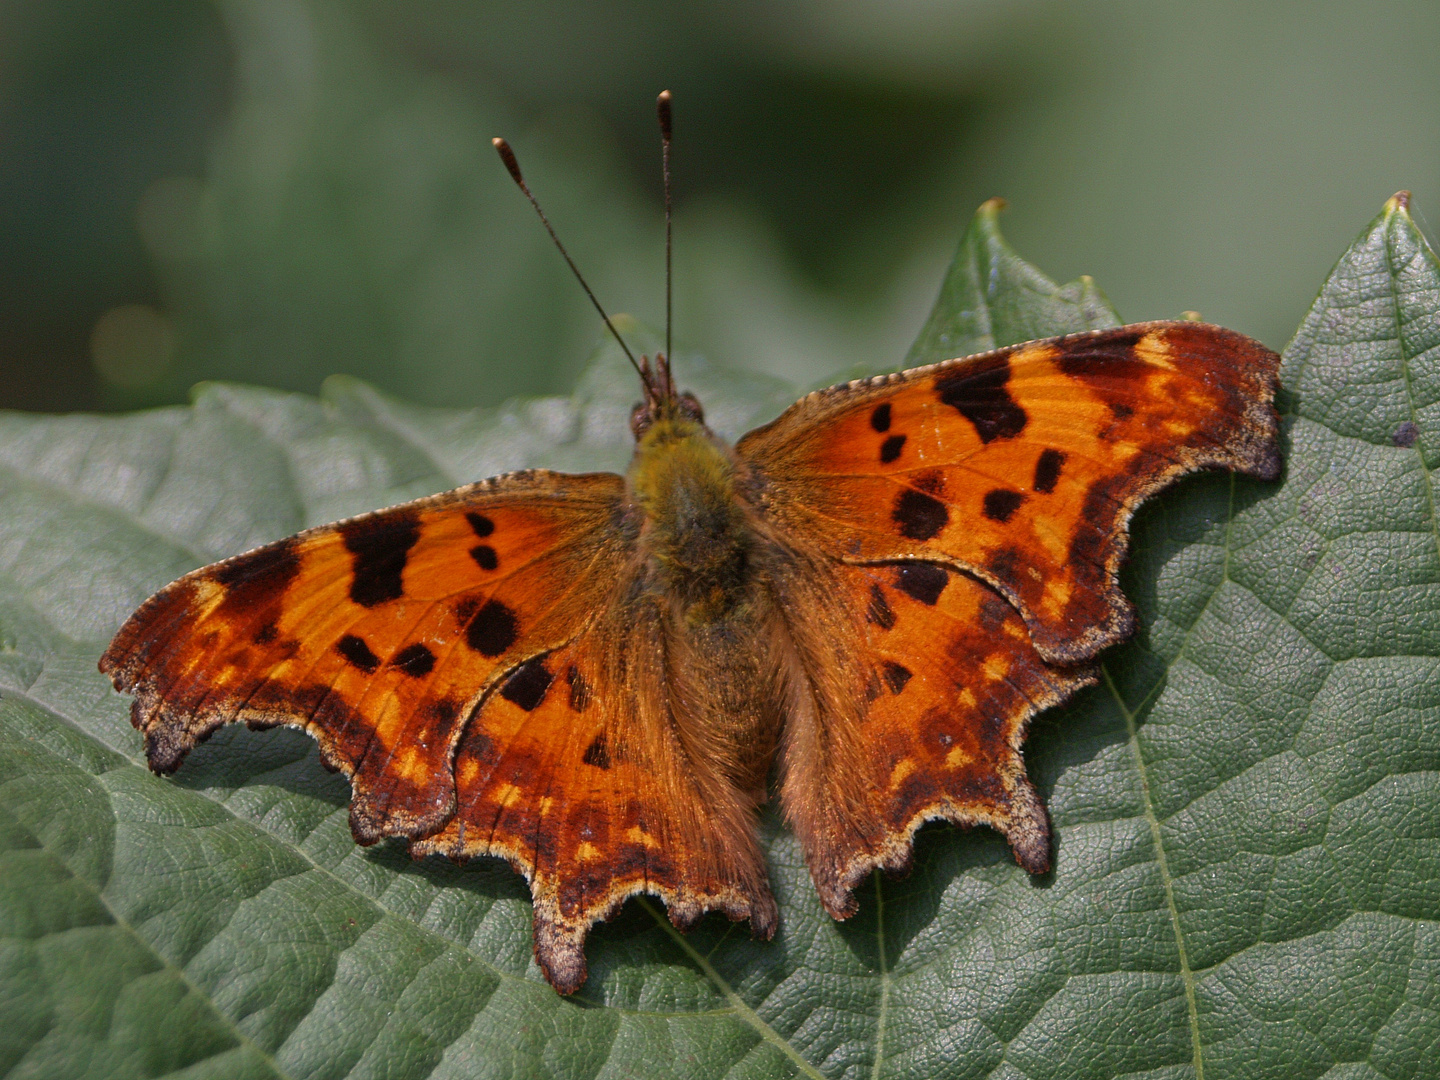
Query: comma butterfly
100,95,1281,994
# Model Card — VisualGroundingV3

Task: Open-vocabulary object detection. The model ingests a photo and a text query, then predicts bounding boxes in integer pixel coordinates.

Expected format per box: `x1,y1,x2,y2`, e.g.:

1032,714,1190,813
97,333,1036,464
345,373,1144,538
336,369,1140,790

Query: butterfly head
629,352,705,440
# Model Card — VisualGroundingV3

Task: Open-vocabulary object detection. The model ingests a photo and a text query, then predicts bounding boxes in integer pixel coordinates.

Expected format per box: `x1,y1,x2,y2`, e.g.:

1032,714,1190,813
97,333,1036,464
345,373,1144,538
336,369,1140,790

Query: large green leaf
0,199,1435,1078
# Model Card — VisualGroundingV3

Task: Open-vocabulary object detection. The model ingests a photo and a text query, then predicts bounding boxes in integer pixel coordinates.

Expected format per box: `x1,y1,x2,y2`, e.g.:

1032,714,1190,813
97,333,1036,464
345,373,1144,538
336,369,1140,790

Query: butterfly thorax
628,414,754,625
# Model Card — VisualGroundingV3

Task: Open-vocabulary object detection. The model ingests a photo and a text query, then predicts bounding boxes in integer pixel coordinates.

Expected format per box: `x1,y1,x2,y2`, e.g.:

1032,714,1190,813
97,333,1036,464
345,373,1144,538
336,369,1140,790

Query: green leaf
0,199,1435,1078
906,197,1121,365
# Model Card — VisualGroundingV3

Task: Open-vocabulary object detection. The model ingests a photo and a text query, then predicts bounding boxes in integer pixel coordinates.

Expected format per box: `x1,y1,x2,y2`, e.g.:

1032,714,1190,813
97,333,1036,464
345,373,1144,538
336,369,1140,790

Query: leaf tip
1384,190,1412,215
978,196,1008,217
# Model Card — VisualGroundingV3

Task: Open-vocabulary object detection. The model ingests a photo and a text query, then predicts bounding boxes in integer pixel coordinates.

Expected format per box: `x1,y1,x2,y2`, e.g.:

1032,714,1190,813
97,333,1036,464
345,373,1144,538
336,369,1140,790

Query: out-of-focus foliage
3,0,1438,412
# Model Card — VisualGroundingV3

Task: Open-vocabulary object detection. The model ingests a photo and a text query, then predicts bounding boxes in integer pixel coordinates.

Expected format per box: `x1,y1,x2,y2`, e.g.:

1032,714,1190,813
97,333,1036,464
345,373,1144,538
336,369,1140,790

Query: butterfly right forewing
741,321,1281,664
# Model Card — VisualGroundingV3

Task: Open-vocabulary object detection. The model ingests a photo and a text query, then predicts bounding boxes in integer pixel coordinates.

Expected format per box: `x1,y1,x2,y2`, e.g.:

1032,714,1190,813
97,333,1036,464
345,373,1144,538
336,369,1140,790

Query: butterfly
100,316,1281,994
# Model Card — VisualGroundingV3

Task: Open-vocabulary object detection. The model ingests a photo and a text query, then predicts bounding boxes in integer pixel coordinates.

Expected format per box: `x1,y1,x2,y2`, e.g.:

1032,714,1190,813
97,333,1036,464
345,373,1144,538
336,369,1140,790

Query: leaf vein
637,897,827,1080
1103,664,1205,1080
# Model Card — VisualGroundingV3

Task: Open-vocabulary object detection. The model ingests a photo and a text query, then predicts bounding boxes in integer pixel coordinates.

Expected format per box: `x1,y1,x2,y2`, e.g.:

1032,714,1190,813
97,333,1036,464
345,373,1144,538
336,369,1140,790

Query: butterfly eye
678,392,705,424
629,401,652,439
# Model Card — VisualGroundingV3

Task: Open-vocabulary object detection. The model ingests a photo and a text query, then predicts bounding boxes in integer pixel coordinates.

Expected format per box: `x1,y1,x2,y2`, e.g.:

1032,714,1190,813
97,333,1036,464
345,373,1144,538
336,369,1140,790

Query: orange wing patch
741,321,1281,663
411,605,777,994
101,470,627,845
775,557,1093,918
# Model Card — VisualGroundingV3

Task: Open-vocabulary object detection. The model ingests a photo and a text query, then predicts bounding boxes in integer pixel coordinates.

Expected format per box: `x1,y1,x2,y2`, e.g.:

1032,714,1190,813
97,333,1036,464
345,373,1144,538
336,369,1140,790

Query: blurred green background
3,0,1437,414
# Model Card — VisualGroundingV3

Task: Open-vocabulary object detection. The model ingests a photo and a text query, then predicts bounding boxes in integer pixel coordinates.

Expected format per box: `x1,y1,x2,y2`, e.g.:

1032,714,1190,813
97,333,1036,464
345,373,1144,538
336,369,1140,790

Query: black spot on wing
470,545,498,571
391,642,436,677
934,358,1027,443
466,513,495,537
422,698,465,748
583,733,611,769
1054,329,1145,377
500,658,553,712
465,599,519,656
253,622,278,645
870,403,892,432
457,722,496,768
428,698,460,727
567,666,592,712
341,513,420,607
214,539,300,611
882,661,912,694
879,434,906,463
894,563,949,605
866,584,896,629
1033,449,1066,494
1067,485,1116,573
336,634,380,673
982,489,1026,524
978,593,1011,633
893,489,949,540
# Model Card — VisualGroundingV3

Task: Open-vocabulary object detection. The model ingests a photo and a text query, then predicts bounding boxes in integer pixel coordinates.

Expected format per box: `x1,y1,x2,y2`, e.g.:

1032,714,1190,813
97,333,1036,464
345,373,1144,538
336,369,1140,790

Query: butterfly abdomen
628,416,753,624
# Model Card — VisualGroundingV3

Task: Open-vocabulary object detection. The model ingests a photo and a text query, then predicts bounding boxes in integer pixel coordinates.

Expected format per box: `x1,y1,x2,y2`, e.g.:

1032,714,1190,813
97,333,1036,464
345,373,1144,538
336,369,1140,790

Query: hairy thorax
628,416,757,624
626,415,782,796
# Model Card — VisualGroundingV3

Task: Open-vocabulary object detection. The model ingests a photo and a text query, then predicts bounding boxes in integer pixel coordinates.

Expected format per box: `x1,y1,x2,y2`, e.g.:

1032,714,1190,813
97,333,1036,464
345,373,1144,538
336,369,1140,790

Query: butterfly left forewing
101,470,629,843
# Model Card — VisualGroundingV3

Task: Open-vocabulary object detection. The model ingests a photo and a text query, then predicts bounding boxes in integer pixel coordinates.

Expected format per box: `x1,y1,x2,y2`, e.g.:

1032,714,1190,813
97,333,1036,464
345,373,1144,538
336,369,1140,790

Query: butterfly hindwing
740,321,1282,663
770,551,1094,916
410,599,777,994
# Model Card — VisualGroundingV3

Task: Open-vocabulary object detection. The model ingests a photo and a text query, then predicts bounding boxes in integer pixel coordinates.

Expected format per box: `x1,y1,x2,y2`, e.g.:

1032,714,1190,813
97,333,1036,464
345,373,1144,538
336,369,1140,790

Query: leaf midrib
1104,665,1204,1080
870,871,891,1080
640,898,827,1080
1385,209,1440,572
1099,472,1248,1079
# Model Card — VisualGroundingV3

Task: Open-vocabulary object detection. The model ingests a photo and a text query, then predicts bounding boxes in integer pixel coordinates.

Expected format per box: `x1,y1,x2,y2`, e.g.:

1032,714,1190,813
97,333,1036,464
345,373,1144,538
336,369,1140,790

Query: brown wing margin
738,321,1282,664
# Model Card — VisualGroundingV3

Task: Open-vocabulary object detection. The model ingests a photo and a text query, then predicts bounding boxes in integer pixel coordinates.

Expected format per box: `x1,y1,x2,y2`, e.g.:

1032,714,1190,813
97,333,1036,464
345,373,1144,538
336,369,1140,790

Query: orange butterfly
101,319,1279,994
100,99,1282,995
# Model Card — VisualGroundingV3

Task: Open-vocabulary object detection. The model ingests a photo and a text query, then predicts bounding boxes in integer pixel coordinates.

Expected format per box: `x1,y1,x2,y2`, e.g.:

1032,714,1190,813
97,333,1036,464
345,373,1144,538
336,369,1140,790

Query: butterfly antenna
491,136,646,383
657,89,673,368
